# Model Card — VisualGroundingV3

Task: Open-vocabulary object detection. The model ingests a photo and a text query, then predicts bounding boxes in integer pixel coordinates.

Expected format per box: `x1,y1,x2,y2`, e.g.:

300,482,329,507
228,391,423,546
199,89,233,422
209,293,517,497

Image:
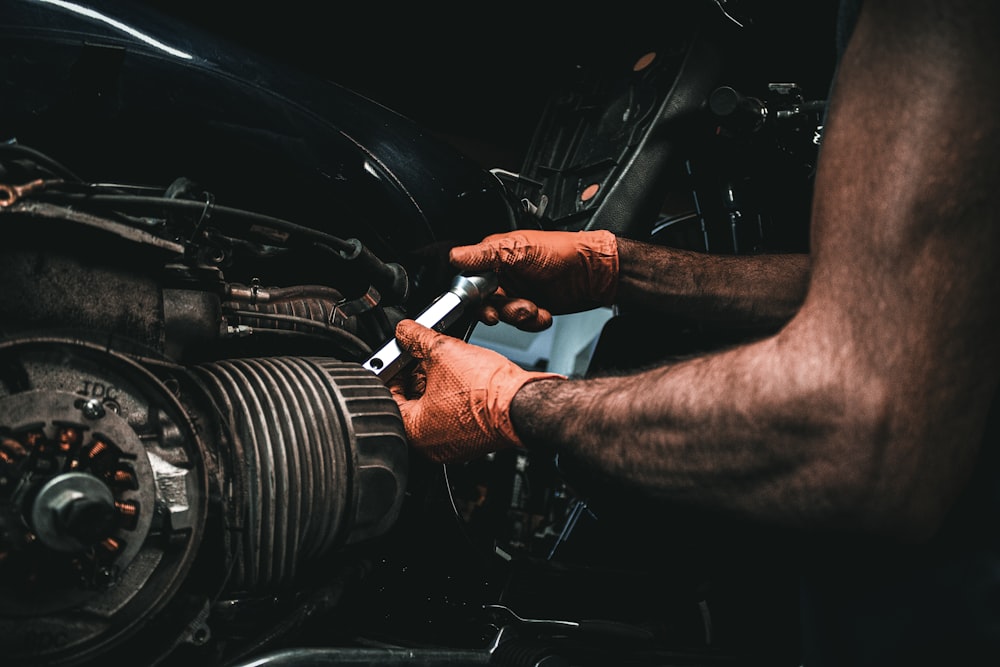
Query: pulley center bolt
30,472,116,552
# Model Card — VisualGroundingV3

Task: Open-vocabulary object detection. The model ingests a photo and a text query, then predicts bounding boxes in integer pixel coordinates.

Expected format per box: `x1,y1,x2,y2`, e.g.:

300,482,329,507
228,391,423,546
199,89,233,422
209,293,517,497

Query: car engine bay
1,1,837,664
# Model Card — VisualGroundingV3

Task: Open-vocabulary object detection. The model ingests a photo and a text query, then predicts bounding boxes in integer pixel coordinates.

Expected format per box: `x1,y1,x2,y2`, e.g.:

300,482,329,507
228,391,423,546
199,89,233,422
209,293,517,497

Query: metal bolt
81,398,105,420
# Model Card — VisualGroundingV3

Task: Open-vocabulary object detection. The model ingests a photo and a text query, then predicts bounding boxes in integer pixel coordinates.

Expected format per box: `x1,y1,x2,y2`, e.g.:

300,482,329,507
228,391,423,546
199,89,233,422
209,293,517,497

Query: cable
33,188,410,304
0,138,84,182
33,191,358,253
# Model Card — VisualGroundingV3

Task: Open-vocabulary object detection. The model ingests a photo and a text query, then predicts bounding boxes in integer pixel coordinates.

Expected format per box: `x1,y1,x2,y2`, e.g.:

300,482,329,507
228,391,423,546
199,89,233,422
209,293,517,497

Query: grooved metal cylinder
191,357,407,593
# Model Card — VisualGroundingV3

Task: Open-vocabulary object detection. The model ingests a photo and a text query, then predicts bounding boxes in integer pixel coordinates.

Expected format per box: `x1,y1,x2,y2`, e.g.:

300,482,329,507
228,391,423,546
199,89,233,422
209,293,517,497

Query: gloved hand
449,229,618,332
388,319,563,463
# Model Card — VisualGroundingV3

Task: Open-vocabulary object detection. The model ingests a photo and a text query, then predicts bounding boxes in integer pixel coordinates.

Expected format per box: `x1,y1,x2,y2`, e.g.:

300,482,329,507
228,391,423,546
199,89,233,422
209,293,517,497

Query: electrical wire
32,190,358,254
0,139,84,182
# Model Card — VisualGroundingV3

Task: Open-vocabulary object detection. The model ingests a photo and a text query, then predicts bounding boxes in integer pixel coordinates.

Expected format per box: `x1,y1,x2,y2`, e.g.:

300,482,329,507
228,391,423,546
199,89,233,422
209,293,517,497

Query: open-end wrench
362,271,498,382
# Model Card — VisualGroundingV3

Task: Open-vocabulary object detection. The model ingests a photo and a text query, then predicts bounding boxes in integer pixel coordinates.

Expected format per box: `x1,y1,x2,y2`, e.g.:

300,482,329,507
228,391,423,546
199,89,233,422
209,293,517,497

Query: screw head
81,398,105,420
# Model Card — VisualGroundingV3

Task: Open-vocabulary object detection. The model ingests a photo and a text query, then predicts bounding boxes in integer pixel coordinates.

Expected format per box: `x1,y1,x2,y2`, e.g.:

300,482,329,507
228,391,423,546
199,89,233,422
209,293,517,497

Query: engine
0,149,427,663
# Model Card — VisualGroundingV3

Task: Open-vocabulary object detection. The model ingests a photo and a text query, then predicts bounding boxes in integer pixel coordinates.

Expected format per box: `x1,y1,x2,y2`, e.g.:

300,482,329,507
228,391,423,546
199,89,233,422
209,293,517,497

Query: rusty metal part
0,179,60,208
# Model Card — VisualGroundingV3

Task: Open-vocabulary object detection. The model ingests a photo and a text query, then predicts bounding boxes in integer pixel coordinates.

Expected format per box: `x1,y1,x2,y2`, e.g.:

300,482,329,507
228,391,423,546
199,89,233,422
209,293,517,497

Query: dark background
139,0,841,173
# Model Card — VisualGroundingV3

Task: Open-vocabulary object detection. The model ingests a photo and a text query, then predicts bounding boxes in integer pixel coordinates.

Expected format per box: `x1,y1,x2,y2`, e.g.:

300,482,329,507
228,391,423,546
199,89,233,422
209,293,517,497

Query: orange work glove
388,319,563,463
449,229,618,332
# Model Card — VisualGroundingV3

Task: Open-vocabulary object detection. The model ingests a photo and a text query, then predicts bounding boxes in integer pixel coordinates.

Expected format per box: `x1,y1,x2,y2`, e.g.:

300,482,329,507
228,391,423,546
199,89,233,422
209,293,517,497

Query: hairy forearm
511,0,1000,545
510,329,898,535
615,237,810,327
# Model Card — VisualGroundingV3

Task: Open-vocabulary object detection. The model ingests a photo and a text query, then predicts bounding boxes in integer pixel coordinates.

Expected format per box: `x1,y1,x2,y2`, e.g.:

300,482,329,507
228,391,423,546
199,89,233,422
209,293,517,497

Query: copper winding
58,426,79,452
1,437,27,457
110,468,137,489
100,537,121,553
114,500,138,517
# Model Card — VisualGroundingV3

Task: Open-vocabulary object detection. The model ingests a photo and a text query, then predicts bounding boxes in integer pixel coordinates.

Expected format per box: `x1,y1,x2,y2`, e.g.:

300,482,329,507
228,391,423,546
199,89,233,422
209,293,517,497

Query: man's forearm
615,238,810,327
509,0,1000,549
509,330,891,536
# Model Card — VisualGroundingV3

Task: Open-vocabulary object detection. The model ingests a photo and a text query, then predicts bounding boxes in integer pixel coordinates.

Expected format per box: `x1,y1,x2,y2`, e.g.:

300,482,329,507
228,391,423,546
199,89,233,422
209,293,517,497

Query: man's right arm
511,0,1000,543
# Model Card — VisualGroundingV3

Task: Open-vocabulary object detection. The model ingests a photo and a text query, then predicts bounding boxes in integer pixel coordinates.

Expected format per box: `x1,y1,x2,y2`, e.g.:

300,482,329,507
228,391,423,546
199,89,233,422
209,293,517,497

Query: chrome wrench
362,271,498,381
